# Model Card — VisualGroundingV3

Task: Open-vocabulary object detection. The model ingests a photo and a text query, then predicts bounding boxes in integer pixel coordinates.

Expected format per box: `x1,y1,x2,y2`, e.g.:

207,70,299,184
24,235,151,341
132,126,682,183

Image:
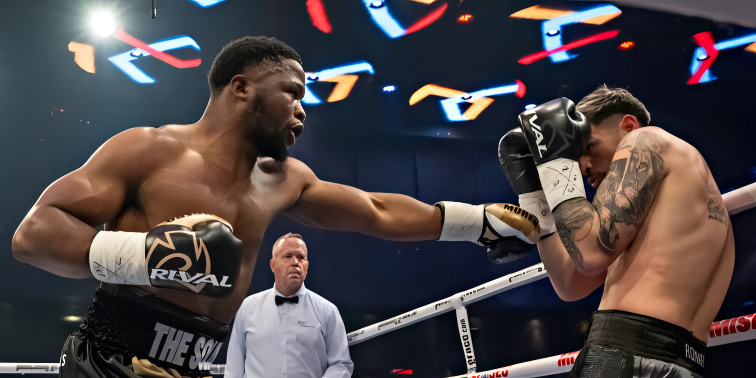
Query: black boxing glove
518,97,590,210
435,201,540,263
498,128,555,237
89,214,242,297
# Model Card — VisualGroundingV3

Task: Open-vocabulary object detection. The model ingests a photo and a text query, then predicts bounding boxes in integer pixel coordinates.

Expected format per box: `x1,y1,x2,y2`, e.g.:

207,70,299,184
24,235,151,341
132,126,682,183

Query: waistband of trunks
76,283,229,375
585,310,706,374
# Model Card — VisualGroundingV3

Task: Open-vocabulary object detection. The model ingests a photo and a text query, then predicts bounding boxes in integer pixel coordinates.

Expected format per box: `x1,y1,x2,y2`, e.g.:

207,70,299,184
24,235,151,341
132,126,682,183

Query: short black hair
207,36,302,96
576,85,651,127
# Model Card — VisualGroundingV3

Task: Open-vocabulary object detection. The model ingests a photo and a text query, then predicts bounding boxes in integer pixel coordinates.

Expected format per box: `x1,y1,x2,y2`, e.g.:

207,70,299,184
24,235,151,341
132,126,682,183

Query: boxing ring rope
1,183,754,376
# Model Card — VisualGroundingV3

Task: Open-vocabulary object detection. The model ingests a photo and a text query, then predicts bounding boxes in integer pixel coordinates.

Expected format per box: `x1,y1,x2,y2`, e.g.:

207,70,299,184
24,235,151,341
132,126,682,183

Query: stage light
457,14,473,24
697,54,709,61
391,369,414,374
411,81,524,121
382,85,396,92
525,104,536,110
189,0,226,6
618,41,635,50
362,0,447,38
90,10,116,37
302,61,375,104
538,4,622,63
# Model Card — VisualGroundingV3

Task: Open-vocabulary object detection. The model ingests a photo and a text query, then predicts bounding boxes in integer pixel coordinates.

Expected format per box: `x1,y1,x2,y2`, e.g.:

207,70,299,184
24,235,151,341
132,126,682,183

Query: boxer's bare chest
107,157,303,320
112,156,297,237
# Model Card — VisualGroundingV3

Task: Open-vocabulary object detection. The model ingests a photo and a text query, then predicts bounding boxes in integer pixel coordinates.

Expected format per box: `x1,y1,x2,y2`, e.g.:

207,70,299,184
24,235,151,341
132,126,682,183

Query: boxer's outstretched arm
287,163,442,241
12,128,159,278
546,129,668,278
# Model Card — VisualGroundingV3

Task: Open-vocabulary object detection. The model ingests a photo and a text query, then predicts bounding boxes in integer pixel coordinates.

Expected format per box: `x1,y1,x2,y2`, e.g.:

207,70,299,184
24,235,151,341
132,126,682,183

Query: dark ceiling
1,1,755,377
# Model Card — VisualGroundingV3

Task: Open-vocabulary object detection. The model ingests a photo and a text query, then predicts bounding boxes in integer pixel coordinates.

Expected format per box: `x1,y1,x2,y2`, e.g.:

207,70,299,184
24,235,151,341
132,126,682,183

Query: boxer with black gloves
509,89,734,378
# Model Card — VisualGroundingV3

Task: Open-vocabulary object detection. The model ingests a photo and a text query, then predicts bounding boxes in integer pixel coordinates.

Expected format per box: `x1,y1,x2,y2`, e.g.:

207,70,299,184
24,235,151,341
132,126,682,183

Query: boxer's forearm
537,233,605,301
367,192,443,240
12,204,97,278
552,197,614,276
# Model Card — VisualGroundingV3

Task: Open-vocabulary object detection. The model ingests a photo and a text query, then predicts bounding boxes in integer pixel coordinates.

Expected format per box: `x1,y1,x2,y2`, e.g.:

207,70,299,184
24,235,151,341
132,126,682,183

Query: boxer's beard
255,126,288,163
248,97,289,163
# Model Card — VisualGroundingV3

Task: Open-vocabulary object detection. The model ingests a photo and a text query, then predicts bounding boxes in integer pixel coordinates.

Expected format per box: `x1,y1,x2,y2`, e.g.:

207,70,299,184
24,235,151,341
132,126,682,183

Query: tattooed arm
537,129,668,298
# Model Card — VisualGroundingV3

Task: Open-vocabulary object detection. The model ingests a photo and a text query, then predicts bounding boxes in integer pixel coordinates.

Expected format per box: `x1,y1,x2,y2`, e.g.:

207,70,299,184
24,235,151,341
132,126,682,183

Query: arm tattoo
554,132,667,269
594,132,666,250
699,157,728,225
554,198,595,270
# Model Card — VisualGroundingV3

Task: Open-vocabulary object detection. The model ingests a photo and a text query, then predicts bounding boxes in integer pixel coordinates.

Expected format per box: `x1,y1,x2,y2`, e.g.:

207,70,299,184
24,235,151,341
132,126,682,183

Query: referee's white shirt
224,284,353,377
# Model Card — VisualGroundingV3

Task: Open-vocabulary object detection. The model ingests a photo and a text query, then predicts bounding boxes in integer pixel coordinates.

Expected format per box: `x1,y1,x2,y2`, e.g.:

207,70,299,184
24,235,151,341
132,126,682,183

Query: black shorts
569,310,706,378
59,284,229,378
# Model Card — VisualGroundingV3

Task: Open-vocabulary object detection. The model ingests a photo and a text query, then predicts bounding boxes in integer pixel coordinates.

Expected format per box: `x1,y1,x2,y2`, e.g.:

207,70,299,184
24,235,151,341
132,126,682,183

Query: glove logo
526,113,548,158
146,230,230,292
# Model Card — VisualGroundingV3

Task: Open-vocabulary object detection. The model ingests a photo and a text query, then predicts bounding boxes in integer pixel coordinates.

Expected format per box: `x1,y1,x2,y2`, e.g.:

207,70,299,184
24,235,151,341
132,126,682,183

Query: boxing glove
498,128,555,237
518,97,590,210
435,201,539,263
89,214,243,297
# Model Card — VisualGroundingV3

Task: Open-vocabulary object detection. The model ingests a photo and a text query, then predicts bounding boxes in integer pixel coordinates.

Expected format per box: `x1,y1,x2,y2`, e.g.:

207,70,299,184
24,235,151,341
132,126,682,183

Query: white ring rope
0,183,753,375
448,312,756,378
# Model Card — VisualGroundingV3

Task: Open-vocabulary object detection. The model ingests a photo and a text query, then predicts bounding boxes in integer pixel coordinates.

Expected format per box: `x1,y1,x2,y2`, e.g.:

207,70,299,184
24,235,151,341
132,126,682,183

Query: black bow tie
275,295,299,305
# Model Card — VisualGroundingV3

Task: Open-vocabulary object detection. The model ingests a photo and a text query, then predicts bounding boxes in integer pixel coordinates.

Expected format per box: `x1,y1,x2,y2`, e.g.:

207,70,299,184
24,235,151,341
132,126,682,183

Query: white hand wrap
89,231,150,285
518,190,556,236
536,158,586,210
436,201,539,244
437,202,485,242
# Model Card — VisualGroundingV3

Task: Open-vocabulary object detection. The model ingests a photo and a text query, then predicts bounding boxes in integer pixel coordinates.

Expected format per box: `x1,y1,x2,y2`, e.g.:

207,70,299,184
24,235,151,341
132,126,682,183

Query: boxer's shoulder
101,126,186,159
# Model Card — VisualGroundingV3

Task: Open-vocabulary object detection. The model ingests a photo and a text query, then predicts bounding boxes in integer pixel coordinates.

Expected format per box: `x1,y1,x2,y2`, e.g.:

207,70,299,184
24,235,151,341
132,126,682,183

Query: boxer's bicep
289,178,441,241
553,131,666,275
36,129,158,226
592,131,667,254
13,129,162,277
288,179,377,230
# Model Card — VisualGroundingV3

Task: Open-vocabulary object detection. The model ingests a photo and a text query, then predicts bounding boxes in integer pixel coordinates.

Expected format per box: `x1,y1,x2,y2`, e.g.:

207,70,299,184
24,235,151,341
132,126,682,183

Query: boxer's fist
518,97,590,164
435,201,539,264
89,214,242,297
499,128,542,195
517,98,590,210
146,214,242,296
498,128,556,237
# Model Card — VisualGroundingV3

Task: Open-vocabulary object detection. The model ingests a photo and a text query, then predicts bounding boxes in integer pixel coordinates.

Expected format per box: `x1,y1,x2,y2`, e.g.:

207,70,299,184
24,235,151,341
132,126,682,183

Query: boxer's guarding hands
89,214,242,296
435,201,540,263
498,128,556,238
518,97,591,210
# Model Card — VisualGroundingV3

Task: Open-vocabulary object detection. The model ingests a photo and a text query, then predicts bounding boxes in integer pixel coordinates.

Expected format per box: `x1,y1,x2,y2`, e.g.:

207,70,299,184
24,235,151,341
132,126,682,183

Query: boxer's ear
229,74,251,98
620,114,640,133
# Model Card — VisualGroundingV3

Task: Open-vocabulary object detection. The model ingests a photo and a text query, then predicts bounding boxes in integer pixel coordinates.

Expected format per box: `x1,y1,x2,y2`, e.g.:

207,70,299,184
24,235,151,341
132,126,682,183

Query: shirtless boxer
499,87,734,377
11,36,539,377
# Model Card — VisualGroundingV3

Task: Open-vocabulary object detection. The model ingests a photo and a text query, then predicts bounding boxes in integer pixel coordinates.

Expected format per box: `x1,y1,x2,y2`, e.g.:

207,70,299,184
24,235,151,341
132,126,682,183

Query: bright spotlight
90,11,116,37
